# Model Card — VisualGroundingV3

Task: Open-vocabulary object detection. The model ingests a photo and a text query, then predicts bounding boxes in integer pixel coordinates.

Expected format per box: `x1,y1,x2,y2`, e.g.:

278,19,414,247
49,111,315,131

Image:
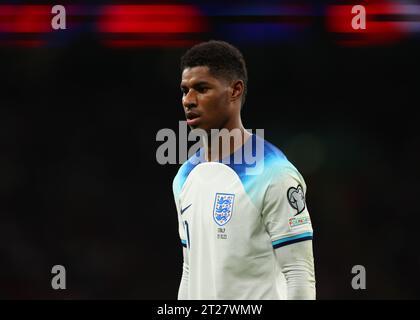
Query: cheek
199,91,229,116
206,92,228,110
204,101,222,118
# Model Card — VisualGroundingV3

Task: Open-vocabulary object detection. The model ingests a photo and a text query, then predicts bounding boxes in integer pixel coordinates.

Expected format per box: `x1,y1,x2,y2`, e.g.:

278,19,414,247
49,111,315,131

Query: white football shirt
173,134,313,299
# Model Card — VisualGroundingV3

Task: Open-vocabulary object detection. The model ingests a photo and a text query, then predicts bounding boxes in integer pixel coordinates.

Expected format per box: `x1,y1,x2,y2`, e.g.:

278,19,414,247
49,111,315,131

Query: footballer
173,40,316,300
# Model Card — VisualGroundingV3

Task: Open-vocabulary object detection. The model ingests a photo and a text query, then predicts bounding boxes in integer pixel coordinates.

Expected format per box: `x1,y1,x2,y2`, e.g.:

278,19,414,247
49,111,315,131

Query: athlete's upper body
173,40,315,300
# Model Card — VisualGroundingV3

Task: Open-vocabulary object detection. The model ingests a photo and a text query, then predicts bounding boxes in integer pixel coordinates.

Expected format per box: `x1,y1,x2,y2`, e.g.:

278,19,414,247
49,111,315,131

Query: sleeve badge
287,184,306,216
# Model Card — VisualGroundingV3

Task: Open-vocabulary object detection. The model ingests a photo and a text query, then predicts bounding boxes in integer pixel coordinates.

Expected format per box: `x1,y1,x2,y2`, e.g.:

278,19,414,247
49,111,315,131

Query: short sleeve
173,177,187,248
262,168,313,249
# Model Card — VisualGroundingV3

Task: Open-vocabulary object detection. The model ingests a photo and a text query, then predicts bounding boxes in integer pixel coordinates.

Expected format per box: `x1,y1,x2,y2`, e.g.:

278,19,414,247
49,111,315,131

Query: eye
197,87,209,93
181,87,189,95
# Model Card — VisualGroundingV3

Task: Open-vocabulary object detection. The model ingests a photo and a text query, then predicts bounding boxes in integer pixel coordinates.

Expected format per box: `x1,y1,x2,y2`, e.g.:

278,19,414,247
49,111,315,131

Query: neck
202,117,251,162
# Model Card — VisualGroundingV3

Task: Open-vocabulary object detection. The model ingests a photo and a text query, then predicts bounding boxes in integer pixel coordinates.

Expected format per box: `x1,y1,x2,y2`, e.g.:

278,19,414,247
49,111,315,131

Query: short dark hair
180,40,248,107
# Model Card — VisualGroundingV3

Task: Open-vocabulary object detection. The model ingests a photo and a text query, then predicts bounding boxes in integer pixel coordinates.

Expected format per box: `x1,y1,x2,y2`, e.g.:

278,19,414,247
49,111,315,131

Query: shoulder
259,136,305,188
172,149,203,198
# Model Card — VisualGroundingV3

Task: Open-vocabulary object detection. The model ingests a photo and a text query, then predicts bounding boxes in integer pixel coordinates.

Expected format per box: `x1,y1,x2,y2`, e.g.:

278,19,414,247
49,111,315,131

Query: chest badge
213,193,235,226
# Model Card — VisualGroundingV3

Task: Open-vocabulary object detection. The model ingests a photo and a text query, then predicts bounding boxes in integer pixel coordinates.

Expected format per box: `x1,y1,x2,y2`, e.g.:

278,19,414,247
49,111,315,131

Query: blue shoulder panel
173,134,294,209
173,149,204,199
224,134,292,208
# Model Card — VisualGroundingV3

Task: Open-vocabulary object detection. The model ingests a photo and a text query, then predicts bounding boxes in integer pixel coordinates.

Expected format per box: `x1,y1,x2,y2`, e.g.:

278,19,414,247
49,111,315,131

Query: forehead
181,66,223,86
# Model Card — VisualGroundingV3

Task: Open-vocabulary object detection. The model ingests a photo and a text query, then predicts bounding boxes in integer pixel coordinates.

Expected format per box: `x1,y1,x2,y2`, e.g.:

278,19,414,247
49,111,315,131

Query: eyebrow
180,81,211,89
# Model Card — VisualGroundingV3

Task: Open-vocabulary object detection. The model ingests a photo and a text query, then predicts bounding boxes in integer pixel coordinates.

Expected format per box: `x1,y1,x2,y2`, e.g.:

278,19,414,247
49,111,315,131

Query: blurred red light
0,5,51,33
326,2,406,46
97,5,206,34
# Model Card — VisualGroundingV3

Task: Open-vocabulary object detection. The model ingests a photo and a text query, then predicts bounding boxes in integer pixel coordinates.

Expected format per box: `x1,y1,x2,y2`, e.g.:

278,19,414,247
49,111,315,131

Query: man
173,40,315,299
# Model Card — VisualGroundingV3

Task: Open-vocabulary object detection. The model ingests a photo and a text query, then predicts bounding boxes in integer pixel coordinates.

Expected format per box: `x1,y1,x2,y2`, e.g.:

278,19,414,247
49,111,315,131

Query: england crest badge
213,193,235,226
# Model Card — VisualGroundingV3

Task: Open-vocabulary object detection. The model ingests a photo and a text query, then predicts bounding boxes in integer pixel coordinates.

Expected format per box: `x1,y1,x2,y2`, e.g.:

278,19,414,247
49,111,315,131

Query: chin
190,122,205,130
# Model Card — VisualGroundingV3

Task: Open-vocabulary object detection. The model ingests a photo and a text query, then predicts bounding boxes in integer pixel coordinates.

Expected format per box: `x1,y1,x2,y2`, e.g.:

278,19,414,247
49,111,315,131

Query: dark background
1,0,420,299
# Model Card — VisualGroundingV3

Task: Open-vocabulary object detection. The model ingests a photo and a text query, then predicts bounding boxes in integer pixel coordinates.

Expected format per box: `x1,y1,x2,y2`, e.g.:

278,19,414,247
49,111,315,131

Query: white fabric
173,135,315,299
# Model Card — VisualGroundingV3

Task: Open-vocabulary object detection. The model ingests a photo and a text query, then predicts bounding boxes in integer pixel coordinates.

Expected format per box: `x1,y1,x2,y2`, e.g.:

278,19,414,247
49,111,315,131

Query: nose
183,90,197,110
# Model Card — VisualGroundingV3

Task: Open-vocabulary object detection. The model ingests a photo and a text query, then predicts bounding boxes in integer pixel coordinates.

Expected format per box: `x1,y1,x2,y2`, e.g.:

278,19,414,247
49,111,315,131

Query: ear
230,80,244,103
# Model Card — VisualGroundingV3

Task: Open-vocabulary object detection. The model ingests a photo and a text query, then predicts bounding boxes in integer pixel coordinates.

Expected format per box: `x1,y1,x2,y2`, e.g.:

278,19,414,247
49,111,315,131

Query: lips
185,112,201,126
185,112,200,120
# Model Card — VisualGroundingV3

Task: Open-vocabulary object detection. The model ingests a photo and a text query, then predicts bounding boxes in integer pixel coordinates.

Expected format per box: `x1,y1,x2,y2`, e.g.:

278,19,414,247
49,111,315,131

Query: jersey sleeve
261,167,313,249
173,176,187,248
